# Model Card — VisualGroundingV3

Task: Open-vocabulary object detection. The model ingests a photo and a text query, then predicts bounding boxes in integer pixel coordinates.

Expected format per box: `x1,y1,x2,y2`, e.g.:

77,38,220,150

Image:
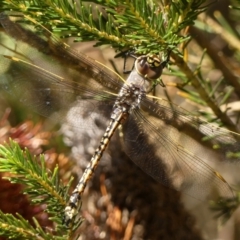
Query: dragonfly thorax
114,83,145,114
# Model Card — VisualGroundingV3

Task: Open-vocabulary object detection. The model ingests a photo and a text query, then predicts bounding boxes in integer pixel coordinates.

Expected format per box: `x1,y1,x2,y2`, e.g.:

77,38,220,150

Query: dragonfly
0,13,240,226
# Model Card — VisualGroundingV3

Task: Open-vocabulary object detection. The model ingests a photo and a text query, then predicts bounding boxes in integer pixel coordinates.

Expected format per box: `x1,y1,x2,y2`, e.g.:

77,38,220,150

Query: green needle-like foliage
0,0,206,53
210,193,240,224
0,211,61,240
0,140,73,239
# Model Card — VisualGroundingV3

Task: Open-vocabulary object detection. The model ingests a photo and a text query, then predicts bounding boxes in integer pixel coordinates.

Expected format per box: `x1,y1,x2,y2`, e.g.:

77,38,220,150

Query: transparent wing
0,55,116,129
122,97,239,200
0,13,123,93
142,98,240,160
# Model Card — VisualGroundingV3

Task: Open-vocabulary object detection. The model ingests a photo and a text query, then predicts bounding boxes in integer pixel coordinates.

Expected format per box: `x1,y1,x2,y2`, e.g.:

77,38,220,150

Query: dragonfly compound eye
135,54,163,80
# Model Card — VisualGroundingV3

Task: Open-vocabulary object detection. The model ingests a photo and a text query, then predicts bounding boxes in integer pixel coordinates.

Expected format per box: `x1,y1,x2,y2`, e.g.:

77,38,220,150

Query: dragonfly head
135,54,165,80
